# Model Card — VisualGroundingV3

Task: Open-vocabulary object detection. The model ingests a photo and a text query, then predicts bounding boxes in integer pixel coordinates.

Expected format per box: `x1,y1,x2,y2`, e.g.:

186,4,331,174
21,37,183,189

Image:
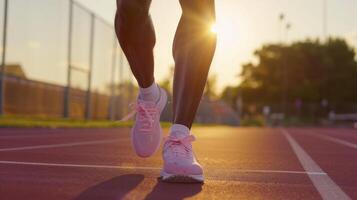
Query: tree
222,38,357,117
204,73,218,100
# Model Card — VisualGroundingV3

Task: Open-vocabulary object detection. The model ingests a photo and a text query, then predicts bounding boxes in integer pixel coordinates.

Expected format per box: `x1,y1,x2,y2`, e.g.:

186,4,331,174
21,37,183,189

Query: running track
0,127,356,200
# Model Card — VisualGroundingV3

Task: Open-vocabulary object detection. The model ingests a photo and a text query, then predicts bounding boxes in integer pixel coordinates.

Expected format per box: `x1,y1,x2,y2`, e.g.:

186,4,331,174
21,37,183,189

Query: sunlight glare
211,23,218,34
210,21,235,45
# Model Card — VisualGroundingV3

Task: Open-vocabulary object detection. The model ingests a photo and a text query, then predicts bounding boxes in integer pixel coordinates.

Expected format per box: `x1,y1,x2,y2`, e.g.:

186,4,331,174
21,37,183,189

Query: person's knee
116,0,151,19
115,0,155,47
179,0,215,18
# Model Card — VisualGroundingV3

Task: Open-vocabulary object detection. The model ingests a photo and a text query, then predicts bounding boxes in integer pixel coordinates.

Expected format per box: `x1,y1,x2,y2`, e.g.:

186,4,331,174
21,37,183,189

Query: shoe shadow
74,174,144,200
144,178,203,200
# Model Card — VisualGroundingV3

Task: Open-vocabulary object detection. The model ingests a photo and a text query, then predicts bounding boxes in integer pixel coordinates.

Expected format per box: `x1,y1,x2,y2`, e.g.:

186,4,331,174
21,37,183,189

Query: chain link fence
0,0,135,120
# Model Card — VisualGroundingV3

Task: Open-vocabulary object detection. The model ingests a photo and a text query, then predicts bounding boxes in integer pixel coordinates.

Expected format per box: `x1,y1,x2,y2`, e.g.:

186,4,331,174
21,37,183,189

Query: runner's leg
115,0,167,158
115,0,155,88
172,0,217,128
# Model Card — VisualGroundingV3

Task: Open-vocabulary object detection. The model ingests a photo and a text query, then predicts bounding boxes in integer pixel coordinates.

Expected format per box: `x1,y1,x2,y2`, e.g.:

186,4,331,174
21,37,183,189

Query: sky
76,0,357,91
4,0,357,92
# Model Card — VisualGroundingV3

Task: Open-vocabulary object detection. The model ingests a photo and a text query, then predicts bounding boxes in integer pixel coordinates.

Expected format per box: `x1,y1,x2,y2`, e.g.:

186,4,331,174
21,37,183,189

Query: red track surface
0,127,356,200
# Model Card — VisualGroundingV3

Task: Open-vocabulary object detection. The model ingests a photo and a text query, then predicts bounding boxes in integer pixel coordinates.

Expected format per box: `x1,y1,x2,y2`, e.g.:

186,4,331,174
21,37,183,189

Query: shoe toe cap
164,162,203,175
132,132,161,158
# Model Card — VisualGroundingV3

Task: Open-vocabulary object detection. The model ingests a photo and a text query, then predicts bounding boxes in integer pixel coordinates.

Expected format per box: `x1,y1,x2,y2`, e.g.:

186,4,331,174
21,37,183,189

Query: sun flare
210,22,235,44
211,23,218,34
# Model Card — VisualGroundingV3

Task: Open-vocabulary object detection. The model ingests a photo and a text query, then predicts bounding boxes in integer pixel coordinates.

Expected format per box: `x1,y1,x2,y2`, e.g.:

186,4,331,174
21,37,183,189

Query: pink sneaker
161,134,204,183
128,87,167,157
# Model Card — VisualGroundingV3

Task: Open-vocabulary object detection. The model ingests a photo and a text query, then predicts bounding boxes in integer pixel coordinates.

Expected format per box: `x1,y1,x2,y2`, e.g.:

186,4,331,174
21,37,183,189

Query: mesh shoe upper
162,134,203,175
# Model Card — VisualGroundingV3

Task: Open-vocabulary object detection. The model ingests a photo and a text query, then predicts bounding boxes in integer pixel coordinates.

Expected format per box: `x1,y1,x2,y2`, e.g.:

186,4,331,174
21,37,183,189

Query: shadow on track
74,174,144,200
144,179,203,200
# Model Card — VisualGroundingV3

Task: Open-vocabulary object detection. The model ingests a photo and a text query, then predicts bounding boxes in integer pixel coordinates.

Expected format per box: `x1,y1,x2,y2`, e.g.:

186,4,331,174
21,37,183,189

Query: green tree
204,73,218,100
222,38,357,116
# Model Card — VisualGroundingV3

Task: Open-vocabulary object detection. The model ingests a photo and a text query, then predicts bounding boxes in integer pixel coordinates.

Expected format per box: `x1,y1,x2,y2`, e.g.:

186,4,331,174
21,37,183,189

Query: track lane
0,127,329,200
289,128,357,199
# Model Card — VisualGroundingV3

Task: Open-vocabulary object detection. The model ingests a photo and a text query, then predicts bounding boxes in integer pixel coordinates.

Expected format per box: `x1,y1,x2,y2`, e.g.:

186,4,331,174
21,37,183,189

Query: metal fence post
118,50,124,118
109,35,117,120
85,13,95,120
64,0,73,118
0,0,8,115
129,73,134,103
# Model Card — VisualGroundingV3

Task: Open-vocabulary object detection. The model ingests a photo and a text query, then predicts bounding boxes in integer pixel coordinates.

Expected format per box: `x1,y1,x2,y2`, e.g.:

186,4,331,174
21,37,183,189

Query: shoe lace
121,102,158,132
164,135,196,159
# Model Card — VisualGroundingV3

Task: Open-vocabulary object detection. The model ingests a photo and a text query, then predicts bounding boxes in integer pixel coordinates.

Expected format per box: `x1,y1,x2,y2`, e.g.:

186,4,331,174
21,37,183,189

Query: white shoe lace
121,102,158,132
164,135,196,159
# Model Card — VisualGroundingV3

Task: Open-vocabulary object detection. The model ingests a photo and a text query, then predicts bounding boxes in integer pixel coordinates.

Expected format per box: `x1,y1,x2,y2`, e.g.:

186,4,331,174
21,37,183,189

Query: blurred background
0,0,356,127
0,0,137,123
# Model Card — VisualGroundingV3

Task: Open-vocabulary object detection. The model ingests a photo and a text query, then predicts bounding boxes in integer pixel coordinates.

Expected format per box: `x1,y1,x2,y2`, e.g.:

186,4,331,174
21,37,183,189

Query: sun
210,22,234,43
211,23,218,34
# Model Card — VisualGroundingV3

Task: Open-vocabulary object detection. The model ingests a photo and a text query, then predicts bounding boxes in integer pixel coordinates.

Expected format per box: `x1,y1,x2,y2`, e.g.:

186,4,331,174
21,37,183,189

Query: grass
0,115,189,128
0,115,134,128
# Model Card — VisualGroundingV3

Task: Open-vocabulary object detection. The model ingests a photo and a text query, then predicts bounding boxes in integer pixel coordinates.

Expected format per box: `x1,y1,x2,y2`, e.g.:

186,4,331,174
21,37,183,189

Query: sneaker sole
160,171,204,183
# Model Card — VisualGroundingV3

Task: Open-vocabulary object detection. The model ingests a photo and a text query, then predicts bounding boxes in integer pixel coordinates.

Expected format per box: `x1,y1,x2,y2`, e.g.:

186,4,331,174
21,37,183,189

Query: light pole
278,13,292,117
279,14,292,44
286,23,291,43
279,13,285,43
323,0,327,40
282,22,292,117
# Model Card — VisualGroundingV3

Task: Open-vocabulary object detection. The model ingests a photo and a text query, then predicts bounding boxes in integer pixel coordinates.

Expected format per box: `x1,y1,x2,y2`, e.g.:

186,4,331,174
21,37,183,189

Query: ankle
139,81,160,102
170,124,190,138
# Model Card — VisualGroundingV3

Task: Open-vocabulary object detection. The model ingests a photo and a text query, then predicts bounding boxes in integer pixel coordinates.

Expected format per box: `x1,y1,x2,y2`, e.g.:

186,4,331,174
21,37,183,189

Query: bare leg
173,0,217,128
115,0,155,88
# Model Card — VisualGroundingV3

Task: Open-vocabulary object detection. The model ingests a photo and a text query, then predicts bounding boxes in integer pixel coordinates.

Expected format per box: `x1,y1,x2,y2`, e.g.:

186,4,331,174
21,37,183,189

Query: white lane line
281,128,351,200
311,133,357,149
0,160,161,170
0,160,326,176
0,132,123,139
225,169,326,175
0,139,121,152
